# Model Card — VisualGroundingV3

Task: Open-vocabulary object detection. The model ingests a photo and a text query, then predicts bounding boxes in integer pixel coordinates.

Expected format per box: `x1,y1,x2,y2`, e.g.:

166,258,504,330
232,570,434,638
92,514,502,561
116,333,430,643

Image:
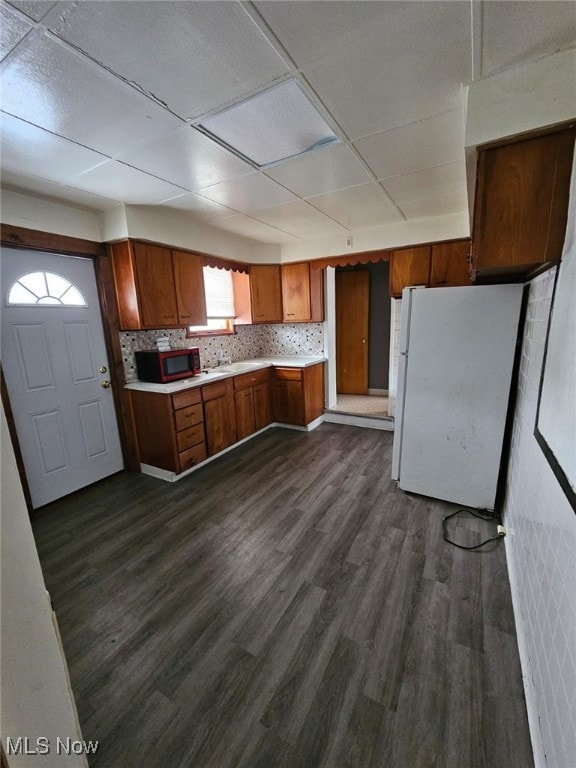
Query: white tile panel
481,1,576,78
264,144,371,198
67,161,187,205
307,182,400,223
1,113,108,182
0,4,32,61
197,173,297,212
153,193,234,220
0,169,121,211
1,36,183,157
50,0,290,120
343,205,404,232
216,214,299,243
4,0,56,22
401,192,469,221
381,161,467,206
117,125,253,191
271,1,471,139
249,200,340,228
354,109,465,180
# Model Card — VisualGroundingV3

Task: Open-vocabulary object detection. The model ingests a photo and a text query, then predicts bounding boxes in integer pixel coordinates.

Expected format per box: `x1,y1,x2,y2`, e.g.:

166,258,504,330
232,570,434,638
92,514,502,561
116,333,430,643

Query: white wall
0,405,88,766
503,266,576,768
0,189,102,242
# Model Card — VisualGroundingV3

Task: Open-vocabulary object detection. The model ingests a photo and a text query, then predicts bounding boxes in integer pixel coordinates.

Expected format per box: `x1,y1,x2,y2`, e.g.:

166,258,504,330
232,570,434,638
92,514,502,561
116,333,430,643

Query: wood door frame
0,226,140,510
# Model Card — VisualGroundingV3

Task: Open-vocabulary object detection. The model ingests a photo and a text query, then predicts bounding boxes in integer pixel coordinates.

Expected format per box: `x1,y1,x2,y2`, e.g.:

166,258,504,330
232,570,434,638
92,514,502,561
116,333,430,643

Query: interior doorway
329,261,392,421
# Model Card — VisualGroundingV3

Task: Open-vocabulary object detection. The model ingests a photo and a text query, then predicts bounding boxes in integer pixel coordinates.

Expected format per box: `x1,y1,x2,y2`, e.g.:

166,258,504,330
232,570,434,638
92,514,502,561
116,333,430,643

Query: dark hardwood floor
32,423,534,768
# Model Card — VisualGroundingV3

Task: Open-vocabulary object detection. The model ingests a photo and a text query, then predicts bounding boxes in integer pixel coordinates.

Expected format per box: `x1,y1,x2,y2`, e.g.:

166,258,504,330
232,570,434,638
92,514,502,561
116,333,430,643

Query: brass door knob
101,380,112,388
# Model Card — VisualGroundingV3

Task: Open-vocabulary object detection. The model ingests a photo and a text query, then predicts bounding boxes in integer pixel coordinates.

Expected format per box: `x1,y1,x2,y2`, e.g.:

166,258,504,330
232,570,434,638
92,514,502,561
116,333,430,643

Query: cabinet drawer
274,367,302,381
179,442,207,472
202,380,227,401
233,368,270,390
176,423,205,453
174,402,203,431
172,387,202,410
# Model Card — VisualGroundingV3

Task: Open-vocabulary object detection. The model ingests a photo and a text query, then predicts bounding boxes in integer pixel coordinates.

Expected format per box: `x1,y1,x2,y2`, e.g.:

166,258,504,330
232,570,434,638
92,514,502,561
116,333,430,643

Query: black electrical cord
442,507,505,551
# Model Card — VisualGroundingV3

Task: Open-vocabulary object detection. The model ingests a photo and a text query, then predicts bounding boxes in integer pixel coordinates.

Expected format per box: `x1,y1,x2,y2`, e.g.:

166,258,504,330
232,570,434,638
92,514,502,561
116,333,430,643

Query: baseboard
323,412,394,431
367,388,388,396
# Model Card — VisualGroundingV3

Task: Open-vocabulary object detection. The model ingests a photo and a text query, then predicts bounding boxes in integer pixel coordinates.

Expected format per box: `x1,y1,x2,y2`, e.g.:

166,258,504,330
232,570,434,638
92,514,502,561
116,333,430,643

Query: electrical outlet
345,236,353,248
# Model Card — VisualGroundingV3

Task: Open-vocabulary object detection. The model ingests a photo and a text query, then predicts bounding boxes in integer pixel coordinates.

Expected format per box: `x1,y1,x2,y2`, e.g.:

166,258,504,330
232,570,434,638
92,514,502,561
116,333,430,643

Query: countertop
124,355,326,394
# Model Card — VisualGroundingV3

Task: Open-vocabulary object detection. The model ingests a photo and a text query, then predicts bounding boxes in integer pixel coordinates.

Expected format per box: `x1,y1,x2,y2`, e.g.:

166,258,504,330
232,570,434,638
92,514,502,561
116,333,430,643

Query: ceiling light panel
197,80,340,167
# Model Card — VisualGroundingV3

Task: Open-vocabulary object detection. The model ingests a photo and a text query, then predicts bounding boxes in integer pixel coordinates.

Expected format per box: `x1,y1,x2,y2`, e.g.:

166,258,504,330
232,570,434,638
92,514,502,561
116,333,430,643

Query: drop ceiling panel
0,5,33,61
216,215,299,243
299,3,471,140
1,113,108,182
197,173,297,212
354,109,465,181
345,206,405,232
1,169,121,211
381,161,467,205
1,36,183,157
5,0,56,22
307,182,399,223
401,191,469,221
117,125,253,191
154,193,234,221
50,1,290,120
250,200,348,237
67,161,188,205
481,1,576,77
264,144,371,198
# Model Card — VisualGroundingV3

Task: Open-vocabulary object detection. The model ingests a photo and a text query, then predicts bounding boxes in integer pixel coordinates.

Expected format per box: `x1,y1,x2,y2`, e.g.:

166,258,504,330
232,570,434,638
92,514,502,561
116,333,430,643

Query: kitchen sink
218,361,264,373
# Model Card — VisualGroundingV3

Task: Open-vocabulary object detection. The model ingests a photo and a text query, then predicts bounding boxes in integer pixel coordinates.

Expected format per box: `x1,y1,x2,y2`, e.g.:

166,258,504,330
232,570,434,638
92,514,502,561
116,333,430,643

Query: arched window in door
7,271,87,306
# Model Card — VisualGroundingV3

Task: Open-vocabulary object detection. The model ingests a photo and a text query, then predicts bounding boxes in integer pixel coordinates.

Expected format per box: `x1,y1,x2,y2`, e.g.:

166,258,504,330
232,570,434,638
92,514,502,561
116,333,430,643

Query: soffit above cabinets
1,0,574,244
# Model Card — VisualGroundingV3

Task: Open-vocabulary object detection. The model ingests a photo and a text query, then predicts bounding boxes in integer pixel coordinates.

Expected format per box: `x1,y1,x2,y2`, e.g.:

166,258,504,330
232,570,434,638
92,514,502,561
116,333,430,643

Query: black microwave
135,348,201,383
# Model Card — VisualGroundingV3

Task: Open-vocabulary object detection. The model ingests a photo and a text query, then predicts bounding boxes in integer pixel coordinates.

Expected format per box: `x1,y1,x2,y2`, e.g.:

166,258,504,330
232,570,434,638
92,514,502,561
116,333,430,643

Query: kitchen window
187,266,235,337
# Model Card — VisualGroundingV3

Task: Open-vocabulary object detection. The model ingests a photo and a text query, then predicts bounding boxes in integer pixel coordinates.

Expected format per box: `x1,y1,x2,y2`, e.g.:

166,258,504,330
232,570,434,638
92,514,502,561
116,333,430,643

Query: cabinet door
250,265,282,323
274,379,304,425
133,242,179,327
282,263,311,322
430,241,471,287
204,395,234,456
254,381,272,430
235,388,256,441
390,246,431,297
473,128,575,277
172,250,207,326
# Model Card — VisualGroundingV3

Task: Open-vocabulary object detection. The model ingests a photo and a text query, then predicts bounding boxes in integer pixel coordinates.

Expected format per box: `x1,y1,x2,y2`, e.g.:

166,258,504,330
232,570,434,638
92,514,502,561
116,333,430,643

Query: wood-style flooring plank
31,423,534,768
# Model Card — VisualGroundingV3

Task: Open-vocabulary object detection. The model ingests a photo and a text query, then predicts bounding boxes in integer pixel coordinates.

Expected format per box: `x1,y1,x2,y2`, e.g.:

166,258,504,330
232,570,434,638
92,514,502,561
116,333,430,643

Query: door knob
99,366,107,374
101,380,112,388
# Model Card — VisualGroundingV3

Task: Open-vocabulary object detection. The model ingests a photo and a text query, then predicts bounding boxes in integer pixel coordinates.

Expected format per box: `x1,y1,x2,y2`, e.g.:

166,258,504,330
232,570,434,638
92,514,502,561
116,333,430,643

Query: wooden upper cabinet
390,246,431,297
472,127,575,280
281,262,324,323
249,265,282,323
429,240,471,288
172,250,207,326
109,239,207,330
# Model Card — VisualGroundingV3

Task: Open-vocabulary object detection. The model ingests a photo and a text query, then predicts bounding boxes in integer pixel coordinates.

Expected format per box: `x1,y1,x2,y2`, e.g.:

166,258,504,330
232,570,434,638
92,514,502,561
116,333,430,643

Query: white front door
1,248,124,508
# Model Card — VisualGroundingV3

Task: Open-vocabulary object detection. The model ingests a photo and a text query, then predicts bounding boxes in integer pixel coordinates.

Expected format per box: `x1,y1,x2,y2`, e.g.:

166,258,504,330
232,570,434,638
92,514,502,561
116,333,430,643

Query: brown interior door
336,270,369,394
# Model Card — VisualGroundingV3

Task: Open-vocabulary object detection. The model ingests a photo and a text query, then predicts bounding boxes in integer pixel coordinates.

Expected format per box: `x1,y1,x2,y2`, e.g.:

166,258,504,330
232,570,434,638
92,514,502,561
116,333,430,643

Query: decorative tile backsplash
120,323,325,380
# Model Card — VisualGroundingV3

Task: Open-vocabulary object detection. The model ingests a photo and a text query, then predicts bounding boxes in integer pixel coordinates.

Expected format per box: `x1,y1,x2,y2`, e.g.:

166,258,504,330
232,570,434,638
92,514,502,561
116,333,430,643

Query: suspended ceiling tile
278,218,349,239
264,144,371,198
153,193,234,220
196,173,297,213
381,161,467,206
401,191,469,221
50,1,290,120
0,4,33,61
299,3,470,140
481,1,576,78
1,113,108,182
306,182,397,221
66,161,188,205
0,169,121,210
1,36,182,157
344,205,405,232
249,200,340,228
5,0,57,22
216,214,299,243
354,109,465,181
117,126,253,192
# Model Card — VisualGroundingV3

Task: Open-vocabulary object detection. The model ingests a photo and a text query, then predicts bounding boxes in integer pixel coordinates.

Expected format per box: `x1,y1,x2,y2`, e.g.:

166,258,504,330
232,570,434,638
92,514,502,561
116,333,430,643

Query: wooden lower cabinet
234,368,272,440
130,387,206,473
273,363,324,426
202,379,236,456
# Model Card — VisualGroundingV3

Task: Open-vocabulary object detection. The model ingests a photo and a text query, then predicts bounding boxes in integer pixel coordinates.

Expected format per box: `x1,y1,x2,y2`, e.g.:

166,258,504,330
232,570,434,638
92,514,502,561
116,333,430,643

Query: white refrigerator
391,284,524,510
